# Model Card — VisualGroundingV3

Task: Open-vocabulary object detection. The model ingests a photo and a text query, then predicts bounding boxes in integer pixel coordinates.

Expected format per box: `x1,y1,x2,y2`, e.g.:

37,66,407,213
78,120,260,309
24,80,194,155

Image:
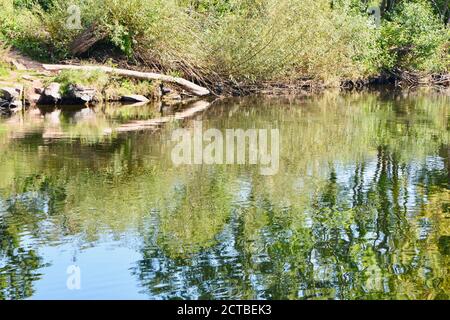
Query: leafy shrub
10,0,162,58
0,0,56,60
134,0,381,85
1,0,448,86
378,1,449,73
0,0,382,83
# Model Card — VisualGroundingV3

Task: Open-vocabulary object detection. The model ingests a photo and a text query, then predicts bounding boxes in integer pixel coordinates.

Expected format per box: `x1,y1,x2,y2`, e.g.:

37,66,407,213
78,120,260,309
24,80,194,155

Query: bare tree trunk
69,23,108,56
444,0,450,24
380,0,387,15
42,64,211,96
380,0,397,16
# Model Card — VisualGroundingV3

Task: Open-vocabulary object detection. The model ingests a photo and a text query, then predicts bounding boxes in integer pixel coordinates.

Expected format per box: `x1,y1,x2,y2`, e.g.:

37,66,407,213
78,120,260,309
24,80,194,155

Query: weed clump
52,69,110,94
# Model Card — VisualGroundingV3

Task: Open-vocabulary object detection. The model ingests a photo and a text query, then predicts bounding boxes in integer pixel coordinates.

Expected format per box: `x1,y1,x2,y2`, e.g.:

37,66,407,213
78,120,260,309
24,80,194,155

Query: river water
0,89,449,299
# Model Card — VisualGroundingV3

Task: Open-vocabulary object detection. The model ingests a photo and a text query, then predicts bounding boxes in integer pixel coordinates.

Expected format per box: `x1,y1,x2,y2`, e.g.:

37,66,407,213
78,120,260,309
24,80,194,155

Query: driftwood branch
42,64,211,96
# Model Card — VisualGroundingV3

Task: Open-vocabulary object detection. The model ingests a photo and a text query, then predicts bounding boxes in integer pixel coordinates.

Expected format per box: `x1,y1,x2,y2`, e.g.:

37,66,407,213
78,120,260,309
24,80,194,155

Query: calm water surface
0,90,449,300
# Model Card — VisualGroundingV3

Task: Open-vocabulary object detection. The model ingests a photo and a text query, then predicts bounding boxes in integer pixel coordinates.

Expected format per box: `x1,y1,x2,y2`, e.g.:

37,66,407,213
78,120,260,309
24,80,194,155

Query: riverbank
0,47,208,114
1,0,448,99
1,46,449,116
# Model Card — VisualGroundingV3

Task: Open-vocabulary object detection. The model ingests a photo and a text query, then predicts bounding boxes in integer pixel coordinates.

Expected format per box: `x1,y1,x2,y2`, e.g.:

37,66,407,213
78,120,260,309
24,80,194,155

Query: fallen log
42,64,210,97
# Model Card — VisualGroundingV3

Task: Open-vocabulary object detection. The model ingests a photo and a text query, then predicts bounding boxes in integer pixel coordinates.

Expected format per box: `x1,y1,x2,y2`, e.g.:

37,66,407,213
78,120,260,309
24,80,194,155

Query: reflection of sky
30,238,146,300
233,175,253,207
0,199,6,218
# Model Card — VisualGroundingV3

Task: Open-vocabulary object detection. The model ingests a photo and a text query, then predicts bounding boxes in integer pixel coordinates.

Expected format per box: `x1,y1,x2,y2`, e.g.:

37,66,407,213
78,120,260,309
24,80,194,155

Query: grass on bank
50,69,160,100
52,69,110,95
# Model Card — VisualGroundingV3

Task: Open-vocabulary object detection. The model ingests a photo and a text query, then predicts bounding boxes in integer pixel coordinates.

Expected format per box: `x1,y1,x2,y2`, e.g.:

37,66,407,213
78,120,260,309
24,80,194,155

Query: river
0,89,449,299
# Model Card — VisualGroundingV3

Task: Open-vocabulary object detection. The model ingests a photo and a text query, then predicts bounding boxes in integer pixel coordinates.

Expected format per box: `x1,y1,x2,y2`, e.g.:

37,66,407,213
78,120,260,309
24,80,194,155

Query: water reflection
0,90,449,299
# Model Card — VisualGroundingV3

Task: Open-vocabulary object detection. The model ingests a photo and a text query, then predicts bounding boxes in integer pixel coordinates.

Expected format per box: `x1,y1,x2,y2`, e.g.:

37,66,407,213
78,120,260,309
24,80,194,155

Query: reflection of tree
131,149,448,299
0,184,54,300
157,169,232,259
0,223,44,300
131,92,450,299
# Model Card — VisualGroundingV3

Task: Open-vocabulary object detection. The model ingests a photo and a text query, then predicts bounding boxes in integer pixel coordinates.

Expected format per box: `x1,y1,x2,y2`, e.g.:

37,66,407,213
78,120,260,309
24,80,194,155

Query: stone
9,59,27,71
26,93,42,106
121,94,150,103
24,82,43,106
38,83,61,105
0,98,9,108
0,94,22,112
161,86,173,95
63,84,97,104
35,86,44,95
0,107,11,116
10,100,22,109
0,87,21,101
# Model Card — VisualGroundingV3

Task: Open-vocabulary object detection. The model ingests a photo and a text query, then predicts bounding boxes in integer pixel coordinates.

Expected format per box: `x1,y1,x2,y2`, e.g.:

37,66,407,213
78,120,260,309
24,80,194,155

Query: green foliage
96,0,157,57
1,0,448,84
378,1,449,73
29,0,161,58
134,0,382,84
0,0,55,61
13,0,54,10
52,69,110,94
332,0,371,13
194,0,380,83
116,79,155,96
0,66,9,78
178,0,234,15
0,43,11,77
